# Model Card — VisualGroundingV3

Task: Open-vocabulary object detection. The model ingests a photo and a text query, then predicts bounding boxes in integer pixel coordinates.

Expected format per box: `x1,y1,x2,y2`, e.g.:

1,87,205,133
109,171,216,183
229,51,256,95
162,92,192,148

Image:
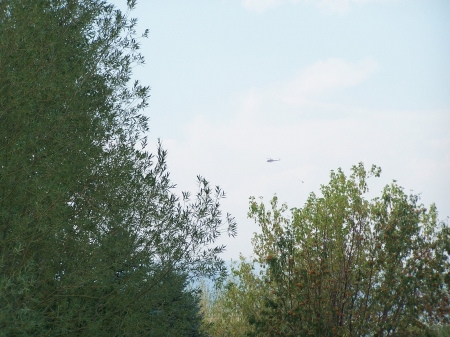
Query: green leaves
1,1,233,335
205,163,449,337
248,164,450,336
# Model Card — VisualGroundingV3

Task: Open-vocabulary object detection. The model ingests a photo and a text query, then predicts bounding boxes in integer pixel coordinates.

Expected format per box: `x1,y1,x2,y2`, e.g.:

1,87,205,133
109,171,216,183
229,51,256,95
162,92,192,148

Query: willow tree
246,163,449,336
0,0,235,335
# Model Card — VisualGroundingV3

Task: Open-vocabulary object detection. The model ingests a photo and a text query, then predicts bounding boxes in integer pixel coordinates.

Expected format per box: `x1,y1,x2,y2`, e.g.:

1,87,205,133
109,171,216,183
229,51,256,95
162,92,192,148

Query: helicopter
267,158,280,163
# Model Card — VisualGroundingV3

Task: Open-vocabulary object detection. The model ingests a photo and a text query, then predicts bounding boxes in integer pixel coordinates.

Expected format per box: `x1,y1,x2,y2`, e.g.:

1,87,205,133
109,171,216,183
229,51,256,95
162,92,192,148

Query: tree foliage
203,164,449,337
0,0,235,335
200,256,266,337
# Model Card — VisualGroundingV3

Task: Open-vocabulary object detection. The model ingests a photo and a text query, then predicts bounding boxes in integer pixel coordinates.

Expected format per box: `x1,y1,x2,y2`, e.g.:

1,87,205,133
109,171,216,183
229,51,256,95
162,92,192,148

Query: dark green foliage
0,0,235,335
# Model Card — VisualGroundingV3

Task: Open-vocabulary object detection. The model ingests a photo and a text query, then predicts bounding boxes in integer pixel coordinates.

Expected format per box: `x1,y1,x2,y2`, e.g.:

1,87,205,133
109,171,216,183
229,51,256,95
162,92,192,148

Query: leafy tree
202,164,449,336
0,0,235,335
246,163,449,336
200,256,266,337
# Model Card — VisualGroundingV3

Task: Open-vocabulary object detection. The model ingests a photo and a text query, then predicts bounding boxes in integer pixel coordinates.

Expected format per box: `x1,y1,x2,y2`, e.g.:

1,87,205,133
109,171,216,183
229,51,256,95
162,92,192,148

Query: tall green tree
246,163,449,336
201,164,449,337
0,0,235,335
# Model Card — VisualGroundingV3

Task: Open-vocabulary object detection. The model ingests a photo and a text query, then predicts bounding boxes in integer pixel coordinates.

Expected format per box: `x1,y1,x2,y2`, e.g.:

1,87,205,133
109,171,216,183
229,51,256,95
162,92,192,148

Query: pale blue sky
112,0,450,261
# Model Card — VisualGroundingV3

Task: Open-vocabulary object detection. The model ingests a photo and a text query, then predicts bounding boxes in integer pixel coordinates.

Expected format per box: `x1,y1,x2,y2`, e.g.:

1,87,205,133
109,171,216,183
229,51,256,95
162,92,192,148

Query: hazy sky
111,0,450,261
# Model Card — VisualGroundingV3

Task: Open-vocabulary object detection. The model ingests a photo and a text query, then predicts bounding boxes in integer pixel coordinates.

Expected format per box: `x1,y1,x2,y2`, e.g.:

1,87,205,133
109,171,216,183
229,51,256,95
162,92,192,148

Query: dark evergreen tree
0,0,235,335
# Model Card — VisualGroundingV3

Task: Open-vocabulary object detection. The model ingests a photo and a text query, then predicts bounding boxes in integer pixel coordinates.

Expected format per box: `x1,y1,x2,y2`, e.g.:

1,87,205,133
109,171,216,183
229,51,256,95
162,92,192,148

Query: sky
111,0,450,262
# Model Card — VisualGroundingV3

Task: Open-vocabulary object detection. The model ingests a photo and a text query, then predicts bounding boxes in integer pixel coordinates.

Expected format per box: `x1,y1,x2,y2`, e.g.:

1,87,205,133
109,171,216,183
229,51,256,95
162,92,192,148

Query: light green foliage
203,163,449,337
0,0,235,335
247,163,449,336
200,256,266,337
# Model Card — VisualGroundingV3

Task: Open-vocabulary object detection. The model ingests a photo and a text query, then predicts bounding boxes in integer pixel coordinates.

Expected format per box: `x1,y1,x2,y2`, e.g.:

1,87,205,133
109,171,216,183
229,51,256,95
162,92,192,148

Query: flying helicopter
267,158,280,163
